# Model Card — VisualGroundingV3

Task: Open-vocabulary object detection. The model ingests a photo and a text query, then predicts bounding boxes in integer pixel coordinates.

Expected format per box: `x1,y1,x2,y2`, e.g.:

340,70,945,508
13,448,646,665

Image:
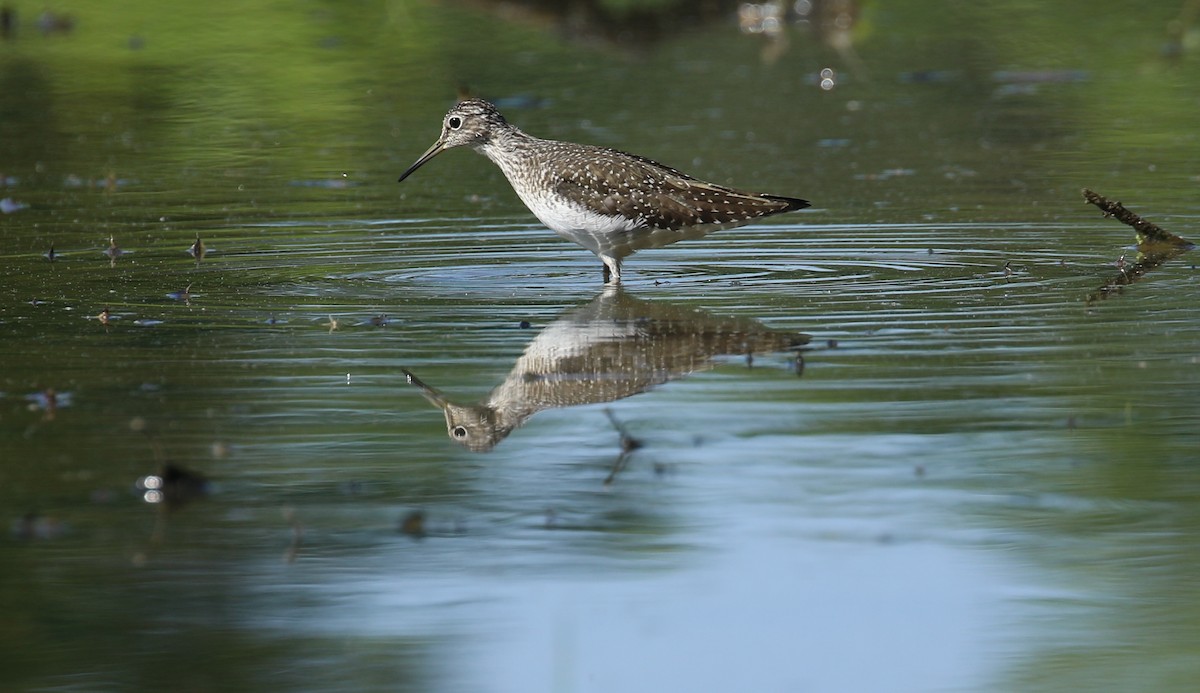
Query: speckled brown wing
551,145,809,231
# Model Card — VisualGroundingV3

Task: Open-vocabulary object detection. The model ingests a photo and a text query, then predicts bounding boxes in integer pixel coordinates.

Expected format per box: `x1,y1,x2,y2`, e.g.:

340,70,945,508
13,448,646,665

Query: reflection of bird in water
402,288,809,452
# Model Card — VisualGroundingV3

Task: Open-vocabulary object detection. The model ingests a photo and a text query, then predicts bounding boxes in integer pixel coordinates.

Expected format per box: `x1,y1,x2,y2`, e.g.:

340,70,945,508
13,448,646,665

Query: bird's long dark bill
397,139,447,183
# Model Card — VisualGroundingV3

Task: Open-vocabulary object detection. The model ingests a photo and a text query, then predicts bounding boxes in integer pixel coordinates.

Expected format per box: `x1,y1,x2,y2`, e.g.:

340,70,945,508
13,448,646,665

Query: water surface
2,2,1199,691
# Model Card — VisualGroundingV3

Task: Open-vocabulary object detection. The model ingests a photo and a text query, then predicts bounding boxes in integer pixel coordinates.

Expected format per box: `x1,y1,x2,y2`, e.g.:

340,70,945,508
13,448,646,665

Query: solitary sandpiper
398,98,810,283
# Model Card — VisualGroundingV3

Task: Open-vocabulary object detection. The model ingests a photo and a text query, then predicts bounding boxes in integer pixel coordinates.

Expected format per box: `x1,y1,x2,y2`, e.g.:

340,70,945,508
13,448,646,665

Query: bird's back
490,137,808,258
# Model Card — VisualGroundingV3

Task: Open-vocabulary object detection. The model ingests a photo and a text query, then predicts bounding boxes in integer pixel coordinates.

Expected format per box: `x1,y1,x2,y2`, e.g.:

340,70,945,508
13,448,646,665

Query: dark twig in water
1082,188,1192,248
1082,189,1193,304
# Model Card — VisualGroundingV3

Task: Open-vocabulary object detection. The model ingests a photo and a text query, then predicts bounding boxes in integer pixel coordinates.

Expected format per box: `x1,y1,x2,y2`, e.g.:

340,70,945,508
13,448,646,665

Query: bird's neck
477,125,538,172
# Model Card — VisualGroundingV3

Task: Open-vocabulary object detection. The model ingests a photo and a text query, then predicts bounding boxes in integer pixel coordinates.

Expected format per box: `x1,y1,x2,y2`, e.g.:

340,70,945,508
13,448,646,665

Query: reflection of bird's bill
397,138,447,183
402,368,448,408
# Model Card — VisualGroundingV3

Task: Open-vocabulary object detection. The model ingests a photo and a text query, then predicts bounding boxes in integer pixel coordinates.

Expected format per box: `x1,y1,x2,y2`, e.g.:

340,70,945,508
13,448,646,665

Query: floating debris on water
188,235,206,260
104,236,127,265
166,284,193,302
399,510,426,539
26,388,68,409
0,197,28,214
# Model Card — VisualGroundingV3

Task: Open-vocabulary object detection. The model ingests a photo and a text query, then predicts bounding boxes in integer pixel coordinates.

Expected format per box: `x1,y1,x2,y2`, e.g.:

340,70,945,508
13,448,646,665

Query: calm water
3,2,1199,691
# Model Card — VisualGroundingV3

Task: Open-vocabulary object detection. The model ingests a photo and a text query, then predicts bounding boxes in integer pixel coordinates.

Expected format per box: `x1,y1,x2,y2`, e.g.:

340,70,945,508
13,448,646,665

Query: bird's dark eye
448,116,463,130
452,425,468,438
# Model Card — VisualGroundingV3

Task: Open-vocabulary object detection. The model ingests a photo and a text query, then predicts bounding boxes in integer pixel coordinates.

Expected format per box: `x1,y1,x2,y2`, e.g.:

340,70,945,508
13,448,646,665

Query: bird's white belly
514,187,643,257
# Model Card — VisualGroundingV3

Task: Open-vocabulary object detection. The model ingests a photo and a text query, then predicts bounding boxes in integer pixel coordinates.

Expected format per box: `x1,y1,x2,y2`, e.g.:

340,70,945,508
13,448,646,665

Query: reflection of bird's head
439,402,506,453
402,369,509,452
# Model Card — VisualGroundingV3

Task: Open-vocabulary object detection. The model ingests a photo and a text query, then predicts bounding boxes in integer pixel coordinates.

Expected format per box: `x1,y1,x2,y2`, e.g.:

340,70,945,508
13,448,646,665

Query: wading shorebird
398,99,810,283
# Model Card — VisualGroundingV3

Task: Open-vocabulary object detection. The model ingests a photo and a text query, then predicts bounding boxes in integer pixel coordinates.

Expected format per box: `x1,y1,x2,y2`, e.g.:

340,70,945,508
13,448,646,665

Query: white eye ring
452,425,468,438
448,116,463,130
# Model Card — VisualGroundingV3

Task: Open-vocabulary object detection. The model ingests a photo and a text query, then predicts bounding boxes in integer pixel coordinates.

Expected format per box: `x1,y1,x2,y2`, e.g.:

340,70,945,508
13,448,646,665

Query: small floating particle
325,315,339,332
369,314,389,327
104,236,127,264
0,197,28,214
188,235,205,259
399,510,426,539
26,388,71,419
518,320,531,329
166,284,193,302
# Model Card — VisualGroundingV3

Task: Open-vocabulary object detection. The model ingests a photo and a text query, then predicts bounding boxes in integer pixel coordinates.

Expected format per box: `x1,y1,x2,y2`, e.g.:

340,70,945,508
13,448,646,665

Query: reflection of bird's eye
452,425,468,438
448,116,462,130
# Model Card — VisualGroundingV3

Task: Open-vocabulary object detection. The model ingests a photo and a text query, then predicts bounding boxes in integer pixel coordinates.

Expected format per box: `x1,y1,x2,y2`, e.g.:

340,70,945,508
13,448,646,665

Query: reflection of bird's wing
489,294,809,415
549,144,809,231
495,318,666,411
